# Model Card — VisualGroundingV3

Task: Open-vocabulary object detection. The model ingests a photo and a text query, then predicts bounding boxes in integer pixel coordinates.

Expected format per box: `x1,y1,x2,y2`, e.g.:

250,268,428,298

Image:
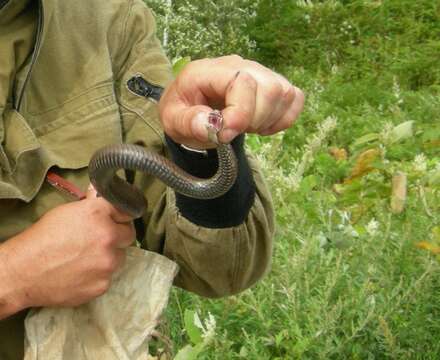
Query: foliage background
145,0,440,358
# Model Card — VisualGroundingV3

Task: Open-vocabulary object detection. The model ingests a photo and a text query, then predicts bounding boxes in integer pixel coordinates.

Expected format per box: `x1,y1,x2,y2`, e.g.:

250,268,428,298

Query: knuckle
181,59,205,77
181,61,195,74
265,82,284,102
86,201,101,217
100,254,118,273
239,71,257,88
280,115,296,130
282,86,296,104
98,228,116,248
94,279,111,297
244,59,260,68
224,54,243,62
231,108,252,131
177,66,193,83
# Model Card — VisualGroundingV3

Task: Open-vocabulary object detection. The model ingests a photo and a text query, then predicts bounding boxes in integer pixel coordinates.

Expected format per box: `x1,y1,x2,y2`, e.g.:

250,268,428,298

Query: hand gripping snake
88,110,238,219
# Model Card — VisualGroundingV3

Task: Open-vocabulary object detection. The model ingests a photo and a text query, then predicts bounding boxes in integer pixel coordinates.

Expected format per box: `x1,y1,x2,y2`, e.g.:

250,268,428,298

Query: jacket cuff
165,134,256,228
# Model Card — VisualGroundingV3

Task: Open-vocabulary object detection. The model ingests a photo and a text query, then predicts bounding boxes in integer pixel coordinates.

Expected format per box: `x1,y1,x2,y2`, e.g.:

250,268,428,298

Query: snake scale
88,110,238,219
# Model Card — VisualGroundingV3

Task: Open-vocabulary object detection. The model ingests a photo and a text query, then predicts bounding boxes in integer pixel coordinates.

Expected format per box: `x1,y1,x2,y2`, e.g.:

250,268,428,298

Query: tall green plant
145,0,260,60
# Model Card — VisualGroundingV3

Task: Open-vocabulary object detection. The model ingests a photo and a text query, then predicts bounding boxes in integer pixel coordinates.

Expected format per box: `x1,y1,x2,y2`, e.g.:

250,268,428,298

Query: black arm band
165,134,256,228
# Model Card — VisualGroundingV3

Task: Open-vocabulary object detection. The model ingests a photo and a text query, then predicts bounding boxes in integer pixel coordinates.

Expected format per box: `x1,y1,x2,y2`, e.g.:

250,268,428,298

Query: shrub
145,0,260,61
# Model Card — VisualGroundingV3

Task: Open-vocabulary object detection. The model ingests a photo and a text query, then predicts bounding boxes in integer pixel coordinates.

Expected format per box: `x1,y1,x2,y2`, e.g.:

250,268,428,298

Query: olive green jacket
0,0,274,358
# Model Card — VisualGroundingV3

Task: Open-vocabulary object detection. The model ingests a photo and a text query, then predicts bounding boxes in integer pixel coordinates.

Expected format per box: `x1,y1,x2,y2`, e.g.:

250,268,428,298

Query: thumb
168,105,212,143
164,102,214,145
188,108,213,143
86,183,135,223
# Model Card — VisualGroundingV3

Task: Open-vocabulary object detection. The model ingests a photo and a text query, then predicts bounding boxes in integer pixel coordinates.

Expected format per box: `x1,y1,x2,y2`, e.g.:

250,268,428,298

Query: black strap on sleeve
165,134,256,228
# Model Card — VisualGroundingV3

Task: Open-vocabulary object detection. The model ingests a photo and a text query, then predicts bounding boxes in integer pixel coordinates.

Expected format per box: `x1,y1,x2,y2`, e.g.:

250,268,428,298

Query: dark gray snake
88,110,238,218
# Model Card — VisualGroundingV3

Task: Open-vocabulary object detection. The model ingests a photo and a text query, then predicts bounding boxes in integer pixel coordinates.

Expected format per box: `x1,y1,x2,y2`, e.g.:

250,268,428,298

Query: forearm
151,147,275,298
165,187,274,298
0,239,27,320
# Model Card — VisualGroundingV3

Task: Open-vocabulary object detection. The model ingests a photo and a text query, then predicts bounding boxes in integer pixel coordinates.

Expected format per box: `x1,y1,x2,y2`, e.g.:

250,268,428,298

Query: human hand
159,55,305,149
0,186,135,314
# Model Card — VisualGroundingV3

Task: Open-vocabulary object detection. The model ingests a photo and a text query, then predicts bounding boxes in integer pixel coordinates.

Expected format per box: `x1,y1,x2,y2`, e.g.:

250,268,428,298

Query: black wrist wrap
165,134,256,228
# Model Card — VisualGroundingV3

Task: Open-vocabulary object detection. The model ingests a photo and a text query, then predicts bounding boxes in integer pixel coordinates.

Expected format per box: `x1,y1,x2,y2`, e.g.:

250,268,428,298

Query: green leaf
174,343,205,360
173,57,191,77
184,310,203,345
427,168,440,186
300,175,318,193
239,346,249,358
421,124,440,142
275,330,287,347
352,133,380,148
390,121,414,144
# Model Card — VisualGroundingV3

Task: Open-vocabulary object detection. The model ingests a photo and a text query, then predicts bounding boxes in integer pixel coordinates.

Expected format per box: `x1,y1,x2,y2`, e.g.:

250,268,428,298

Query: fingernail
192,112,209,141
222,128,240,143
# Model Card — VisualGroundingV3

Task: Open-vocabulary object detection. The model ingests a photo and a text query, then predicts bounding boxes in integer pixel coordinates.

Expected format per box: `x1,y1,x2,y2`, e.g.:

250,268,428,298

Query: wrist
0,240,30,318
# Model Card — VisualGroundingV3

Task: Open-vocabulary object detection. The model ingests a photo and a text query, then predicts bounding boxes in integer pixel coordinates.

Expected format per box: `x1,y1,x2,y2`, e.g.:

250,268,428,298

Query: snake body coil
88,137,238,219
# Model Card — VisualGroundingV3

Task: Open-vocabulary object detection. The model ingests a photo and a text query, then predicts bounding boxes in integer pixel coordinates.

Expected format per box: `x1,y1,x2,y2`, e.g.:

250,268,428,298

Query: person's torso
0,0,167,241
0,1,168,358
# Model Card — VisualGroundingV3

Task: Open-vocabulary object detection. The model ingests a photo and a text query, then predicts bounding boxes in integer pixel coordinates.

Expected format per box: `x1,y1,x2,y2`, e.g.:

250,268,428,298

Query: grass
157,71,439,359
145,1,440,358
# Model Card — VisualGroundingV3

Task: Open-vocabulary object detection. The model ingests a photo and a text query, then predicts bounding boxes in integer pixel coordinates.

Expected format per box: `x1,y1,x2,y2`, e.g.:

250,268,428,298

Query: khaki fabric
0,0,37,111
24,247,178,360
0,0,275,359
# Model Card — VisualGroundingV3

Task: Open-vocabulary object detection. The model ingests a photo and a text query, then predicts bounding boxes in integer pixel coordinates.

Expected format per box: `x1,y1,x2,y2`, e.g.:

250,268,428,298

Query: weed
145,0,440,358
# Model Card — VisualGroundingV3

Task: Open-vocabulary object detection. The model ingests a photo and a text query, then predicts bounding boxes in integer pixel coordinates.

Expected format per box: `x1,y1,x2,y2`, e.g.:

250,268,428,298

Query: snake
88,110,238,219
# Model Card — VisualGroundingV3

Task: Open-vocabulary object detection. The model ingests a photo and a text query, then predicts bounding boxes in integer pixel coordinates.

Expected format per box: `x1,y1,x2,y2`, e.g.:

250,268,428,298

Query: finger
89,195,136,224
232,62,288,132
251,77,285,133
219,71,257,143
260,87,305,135
112,222,136,248
161,59,254,145
259,84,302,134
160,88,215,147
270,73,300,124
87,183,135,222
107,205,137,225
99,249,127,275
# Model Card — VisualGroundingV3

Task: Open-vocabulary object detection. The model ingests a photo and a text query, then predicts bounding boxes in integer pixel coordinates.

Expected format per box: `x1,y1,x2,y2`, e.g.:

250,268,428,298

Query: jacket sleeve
113,0,275,298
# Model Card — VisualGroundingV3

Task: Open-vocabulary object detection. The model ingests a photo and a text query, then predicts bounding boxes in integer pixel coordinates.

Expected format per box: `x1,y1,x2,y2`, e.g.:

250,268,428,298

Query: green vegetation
146,0,440,358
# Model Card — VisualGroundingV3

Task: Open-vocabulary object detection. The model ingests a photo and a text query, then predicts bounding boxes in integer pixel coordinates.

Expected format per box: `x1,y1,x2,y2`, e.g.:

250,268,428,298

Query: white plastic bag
24,247,178,360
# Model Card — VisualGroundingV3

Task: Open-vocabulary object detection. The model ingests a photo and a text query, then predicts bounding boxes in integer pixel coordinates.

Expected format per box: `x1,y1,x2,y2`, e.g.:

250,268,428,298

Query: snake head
206,110,223,144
